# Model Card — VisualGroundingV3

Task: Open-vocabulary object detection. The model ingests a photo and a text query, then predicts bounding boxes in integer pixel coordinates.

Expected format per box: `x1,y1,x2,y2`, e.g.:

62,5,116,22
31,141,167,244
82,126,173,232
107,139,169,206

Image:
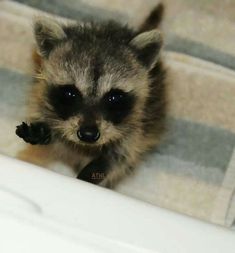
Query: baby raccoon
16,6,167,188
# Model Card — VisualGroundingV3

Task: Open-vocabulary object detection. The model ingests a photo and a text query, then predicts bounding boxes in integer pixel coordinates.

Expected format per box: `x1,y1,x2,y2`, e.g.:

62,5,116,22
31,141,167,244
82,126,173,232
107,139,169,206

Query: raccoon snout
77,125,100,143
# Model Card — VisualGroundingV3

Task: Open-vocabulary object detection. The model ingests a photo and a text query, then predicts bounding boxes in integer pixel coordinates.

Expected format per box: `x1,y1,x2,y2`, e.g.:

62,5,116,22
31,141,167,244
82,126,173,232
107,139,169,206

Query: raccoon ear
34,17,67,58
130,29,163,69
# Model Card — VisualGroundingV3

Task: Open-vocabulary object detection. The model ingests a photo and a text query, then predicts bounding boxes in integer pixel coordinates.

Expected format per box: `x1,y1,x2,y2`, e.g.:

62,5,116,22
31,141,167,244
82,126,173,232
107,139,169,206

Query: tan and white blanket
0,0,235,227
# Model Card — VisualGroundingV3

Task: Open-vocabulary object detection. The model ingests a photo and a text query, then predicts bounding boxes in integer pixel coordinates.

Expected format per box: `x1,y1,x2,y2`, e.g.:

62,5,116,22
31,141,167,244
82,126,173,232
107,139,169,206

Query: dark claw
16,122,51,145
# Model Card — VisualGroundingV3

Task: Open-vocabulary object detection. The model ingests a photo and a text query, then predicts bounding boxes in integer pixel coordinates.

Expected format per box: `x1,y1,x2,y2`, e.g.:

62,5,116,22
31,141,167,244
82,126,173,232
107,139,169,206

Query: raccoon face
34,17,162,146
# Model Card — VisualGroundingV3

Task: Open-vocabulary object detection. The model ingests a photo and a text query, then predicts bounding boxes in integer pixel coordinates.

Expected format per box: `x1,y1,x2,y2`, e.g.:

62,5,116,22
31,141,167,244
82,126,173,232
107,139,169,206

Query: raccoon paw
16,122,51,145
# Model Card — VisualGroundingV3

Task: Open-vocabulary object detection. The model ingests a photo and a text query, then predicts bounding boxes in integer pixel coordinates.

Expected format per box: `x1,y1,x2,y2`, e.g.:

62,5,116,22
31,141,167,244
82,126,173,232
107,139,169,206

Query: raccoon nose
77,125,100,143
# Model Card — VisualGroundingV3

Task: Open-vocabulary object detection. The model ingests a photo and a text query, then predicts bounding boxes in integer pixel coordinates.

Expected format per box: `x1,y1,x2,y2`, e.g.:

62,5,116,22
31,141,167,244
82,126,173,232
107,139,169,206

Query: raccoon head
33,17,163,147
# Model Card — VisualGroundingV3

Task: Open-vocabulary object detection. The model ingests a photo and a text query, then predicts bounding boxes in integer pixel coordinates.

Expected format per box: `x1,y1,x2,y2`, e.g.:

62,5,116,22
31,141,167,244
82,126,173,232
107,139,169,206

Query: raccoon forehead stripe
90,57,103,95
93,57,102,84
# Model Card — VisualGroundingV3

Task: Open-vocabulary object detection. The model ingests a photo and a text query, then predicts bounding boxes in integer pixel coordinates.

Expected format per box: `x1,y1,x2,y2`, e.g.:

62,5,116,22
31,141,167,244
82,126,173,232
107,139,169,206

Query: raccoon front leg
16,122,51,145
99,147,139,188
77,154,135,188
77,156,109,185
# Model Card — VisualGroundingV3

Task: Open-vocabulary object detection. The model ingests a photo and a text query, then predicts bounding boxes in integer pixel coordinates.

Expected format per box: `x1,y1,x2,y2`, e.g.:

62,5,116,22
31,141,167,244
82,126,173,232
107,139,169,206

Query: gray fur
17,16,168,187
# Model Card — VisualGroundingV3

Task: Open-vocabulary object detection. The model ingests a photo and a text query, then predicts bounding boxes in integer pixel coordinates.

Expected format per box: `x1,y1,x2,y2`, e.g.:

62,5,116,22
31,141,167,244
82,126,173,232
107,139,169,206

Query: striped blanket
1,0,235,227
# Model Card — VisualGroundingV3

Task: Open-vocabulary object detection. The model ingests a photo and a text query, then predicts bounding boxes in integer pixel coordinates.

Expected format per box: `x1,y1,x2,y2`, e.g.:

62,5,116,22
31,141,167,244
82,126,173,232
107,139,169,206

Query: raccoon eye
105,89,128,109
102,89,135,124
60,85,80,101
48,84,82,120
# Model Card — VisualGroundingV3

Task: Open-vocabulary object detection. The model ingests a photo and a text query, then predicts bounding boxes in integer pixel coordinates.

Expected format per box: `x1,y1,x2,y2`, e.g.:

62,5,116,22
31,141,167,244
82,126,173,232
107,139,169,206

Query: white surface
0,154,234,253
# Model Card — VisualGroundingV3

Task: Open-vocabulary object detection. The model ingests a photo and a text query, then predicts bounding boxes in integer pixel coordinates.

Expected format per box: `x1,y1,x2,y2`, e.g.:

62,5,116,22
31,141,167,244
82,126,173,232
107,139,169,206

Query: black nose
77,126,100,143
